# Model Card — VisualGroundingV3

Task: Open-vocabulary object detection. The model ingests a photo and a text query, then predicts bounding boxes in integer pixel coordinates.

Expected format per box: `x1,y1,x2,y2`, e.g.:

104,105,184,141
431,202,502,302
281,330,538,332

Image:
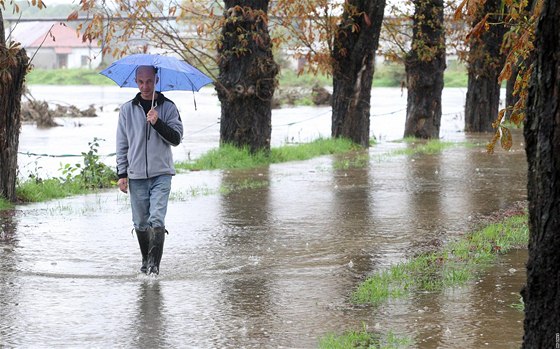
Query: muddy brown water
1,87,527,348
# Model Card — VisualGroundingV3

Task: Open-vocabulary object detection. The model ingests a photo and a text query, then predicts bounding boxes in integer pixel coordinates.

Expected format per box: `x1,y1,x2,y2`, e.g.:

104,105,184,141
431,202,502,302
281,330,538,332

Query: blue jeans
129,175,172,230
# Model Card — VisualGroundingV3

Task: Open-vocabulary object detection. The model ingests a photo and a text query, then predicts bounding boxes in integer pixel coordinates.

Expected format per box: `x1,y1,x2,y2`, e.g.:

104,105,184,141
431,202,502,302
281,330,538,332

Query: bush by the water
16,138,117,204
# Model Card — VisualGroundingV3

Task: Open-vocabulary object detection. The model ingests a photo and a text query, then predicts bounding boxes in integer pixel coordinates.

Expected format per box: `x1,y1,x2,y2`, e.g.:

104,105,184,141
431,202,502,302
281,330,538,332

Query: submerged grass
319,327,412,349
352,214,529,305
169,179,269,201
510,296,525,312
390,138,458,156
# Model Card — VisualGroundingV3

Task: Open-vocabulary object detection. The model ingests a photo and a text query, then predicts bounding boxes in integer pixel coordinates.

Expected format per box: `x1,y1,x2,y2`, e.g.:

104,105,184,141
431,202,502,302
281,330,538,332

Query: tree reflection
215,168,274,346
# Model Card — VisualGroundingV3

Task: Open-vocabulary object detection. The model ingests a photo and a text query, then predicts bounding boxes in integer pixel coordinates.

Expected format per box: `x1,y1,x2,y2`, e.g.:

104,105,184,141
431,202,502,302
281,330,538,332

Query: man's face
135,66,158,100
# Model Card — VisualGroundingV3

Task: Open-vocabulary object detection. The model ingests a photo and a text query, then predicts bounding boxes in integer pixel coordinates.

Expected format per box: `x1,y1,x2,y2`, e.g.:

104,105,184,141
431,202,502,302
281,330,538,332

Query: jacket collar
132,92,167,106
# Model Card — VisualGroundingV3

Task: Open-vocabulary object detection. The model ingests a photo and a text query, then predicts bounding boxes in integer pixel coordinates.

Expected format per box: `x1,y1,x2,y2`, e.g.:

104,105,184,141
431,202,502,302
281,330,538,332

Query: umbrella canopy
99,53,213,92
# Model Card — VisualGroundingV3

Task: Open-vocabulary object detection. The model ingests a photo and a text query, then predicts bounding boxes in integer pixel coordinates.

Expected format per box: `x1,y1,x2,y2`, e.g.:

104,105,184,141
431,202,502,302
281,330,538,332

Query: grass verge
352,214,528,305
176,138,360,171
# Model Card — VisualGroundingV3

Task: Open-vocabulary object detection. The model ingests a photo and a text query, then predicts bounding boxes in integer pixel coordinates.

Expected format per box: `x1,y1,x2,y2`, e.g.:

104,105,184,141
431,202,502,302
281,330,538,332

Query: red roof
29,23,90,49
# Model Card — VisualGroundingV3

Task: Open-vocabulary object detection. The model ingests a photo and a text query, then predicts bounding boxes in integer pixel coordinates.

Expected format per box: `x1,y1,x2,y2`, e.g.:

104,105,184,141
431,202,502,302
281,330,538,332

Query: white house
9,21,102,69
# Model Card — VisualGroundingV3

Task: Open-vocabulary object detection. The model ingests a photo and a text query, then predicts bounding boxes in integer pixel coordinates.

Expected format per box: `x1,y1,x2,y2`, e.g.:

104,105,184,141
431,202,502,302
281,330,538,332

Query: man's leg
147,175,172,275
129,179,151,273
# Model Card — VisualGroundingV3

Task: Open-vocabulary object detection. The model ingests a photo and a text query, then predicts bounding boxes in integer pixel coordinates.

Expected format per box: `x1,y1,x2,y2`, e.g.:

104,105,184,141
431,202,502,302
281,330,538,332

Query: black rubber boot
147,227,166,275
135,228,150,274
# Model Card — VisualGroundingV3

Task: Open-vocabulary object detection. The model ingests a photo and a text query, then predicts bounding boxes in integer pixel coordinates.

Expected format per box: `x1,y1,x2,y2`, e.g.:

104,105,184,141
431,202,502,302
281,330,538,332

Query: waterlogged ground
0,87,528,348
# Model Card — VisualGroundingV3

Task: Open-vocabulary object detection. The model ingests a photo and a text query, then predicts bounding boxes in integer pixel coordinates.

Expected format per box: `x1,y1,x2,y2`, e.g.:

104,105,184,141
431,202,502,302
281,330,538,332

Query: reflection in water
330,151,376,276
0,211,20,346
404,147,445,250
402,149,447,347
133,280,168,349
216,169,274,347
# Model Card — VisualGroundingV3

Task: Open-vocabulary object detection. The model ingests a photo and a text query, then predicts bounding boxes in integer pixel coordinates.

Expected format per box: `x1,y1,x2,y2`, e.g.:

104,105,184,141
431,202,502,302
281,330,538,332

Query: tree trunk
331,0,386,147
403,0,446,139
464,0,507,132
522,0,560,347
0,10,28,202
216,0,279,154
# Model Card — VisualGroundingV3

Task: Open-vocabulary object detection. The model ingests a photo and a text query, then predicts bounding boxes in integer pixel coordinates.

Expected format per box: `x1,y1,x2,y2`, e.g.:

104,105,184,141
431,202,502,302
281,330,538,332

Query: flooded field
0,86,528,348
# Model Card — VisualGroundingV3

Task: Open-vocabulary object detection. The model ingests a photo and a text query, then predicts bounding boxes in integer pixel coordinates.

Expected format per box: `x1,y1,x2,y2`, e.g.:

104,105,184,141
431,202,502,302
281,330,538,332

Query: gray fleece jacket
116,92,183,179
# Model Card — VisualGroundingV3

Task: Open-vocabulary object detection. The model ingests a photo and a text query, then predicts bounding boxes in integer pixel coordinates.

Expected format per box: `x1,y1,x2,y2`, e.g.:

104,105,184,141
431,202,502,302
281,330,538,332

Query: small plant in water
510,296,525,311
61,137,117,188
16,138,117,203
319,324,412,349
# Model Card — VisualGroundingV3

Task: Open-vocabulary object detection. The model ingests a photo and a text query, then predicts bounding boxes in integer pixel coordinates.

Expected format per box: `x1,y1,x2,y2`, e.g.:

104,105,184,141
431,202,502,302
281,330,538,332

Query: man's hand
147,108,158,125
118,178,128,193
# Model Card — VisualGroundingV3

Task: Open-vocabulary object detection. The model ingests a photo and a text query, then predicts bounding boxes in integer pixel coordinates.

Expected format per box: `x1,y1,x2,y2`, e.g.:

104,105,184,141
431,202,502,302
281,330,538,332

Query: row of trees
0,0,517,201
1,0,559,346
68,0,510,149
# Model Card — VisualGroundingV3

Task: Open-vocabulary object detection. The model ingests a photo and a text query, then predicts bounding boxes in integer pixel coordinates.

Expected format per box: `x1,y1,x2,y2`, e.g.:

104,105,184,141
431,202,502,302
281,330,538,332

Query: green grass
278,69,332,88
26,68,114,85
25,62,468,88
444,68,468,87
444,60,468,88
373,63,406,87
0,197,13,210
176,138,360,171
510,296,525,312
16,178,90,202
319,327,412,349
389,138,458,156
352,214,529,305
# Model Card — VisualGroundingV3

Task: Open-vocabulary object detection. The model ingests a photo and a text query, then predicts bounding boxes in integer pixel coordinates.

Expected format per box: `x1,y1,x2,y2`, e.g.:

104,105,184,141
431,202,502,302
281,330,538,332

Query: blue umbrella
100,53,213,95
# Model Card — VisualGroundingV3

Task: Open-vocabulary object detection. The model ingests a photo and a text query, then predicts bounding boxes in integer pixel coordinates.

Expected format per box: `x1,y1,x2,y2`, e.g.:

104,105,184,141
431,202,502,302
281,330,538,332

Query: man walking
116,65,183,275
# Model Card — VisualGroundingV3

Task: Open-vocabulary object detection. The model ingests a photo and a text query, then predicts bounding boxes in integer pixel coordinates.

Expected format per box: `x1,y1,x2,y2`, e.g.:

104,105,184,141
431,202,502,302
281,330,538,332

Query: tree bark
403,0,446,139
216,0,279,154
0,9,28,202
331,0,386,147
464,0,507,132
522,0,560,347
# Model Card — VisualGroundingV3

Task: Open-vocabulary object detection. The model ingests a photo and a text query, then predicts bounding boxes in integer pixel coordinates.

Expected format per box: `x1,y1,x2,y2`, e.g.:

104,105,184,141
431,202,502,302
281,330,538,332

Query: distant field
26,68,115,86
26,62,467,88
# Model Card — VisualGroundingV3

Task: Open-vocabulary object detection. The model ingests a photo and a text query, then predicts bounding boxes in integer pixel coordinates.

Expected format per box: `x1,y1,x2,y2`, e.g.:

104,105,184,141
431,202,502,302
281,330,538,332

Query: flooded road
0,87,528,348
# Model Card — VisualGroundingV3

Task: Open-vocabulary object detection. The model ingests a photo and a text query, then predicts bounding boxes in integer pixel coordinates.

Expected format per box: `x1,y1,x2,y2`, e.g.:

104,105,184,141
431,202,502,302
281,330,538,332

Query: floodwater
0,86,527,348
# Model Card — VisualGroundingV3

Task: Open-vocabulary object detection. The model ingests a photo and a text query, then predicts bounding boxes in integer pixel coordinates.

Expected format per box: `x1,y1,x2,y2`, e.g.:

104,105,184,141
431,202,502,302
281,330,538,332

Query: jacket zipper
145,121,149,178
